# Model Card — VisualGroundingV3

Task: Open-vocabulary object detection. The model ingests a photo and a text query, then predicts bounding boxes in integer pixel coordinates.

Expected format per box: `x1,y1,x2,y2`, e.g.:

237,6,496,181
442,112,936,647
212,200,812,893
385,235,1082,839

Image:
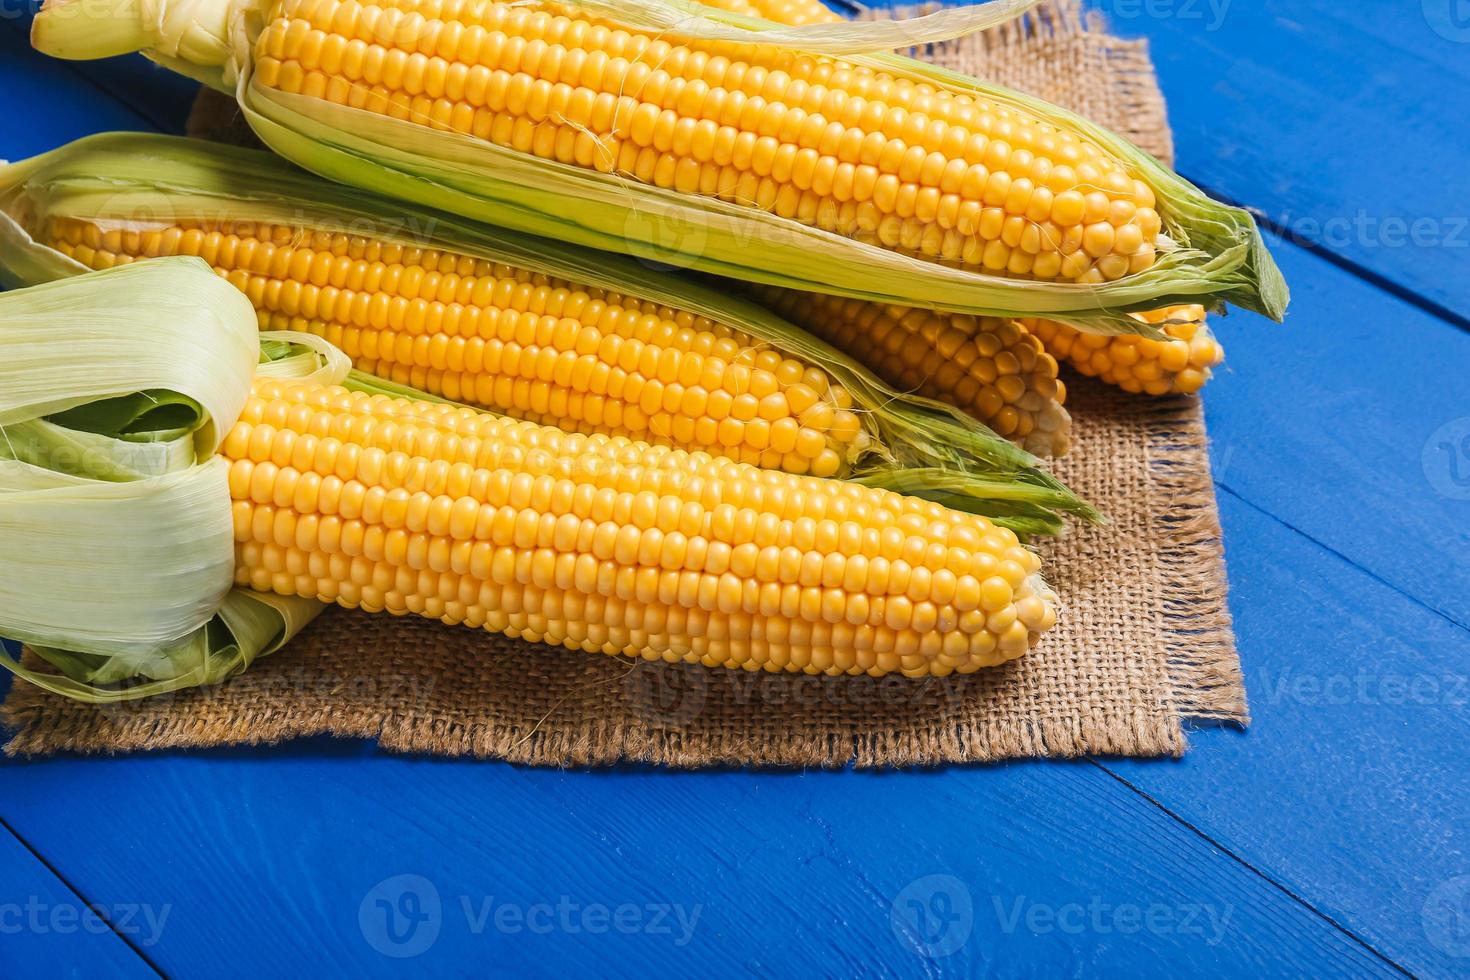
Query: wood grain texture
1112,0,1470,319
0,27,160,152
0,826,157,977
0,741,1396,977
1198,231,1470,625
1114,491,1470,979
0,11,193,136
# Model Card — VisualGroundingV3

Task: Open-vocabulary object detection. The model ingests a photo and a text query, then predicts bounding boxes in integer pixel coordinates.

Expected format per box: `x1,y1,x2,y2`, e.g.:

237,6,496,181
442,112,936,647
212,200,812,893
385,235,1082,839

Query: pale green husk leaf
0,262,325,702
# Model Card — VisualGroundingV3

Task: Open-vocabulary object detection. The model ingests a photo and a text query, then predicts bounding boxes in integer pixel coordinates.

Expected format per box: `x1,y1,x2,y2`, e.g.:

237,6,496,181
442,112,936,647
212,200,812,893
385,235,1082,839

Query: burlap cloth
1,0,1246,764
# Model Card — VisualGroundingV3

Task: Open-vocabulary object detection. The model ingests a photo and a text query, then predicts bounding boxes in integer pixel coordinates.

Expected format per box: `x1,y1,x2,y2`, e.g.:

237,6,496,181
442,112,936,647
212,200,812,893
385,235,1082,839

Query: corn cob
49,211,1072,458
45,214,868,479
247,0,1158,285
752,286,1071,456
227,375,1057,676
1025,304,1224,395
31,0,1287,329
651,0,1209,411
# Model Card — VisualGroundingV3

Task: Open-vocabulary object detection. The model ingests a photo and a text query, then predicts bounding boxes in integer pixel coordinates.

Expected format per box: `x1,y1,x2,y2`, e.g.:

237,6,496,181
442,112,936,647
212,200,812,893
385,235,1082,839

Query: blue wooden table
2,2,1468,976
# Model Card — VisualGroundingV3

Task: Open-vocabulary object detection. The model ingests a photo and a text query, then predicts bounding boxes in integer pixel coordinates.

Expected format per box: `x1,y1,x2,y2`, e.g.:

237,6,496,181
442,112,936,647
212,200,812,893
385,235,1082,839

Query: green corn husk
0,132,1096,533
29,0,1287,333
0,260,324,703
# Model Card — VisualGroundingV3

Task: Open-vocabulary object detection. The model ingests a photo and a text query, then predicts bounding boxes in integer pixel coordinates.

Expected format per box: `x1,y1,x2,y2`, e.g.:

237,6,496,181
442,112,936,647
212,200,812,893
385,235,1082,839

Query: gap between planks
1088,762,1414,977
0,814,167,978
1215,483,1470,635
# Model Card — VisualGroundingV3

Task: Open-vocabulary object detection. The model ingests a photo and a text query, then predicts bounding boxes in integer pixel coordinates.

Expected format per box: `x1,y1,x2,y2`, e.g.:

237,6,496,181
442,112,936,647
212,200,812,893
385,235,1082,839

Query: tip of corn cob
747,286,1075,458
1025,305,1225,397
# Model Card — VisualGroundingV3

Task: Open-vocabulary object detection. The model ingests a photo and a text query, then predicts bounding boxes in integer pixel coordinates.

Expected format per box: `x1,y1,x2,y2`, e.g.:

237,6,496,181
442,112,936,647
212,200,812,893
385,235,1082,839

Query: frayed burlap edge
1,0,1245,765
1139,400,1245,726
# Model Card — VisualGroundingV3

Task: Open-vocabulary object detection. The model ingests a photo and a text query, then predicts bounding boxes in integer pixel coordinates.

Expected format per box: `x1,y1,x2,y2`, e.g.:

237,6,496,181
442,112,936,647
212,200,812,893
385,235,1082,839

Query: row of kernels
256,0,1155,280
236,538,1043,671
70,215,852,408
268,0,1117,185
231,487,1032,617
1024,305,1223,396
222,446,1031,586
244,381,994,530
256,44,1155,283
228,397,1029,557
46,219,864,466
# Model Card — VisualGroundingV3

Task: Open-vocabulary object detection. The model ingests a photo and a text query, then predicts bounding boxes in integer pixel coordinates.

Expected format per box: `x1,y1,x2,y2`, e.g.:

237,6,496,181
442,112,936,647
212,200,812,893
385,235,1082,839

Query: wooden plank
1194,229,1470,626
0,734,1393,976
0,27,160,155
0,824,158,977
1104,490,1470,979
1116,1,1470,318
0,14,192,135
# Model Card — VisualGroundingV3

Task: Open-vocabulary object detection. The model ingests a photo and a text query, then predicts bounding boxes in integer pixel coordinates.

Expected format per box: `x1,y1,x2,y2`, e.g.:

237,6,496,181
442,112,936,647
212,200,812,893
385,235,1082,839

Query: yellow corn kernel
699,0,844,26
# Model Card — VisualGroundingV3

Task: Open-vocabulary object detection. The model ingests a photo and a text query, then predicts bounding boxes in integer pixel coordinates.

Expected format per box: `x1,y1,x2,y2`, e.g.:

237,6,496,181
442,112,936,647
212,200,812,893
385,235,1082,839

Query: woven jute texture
1,0,1245,764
